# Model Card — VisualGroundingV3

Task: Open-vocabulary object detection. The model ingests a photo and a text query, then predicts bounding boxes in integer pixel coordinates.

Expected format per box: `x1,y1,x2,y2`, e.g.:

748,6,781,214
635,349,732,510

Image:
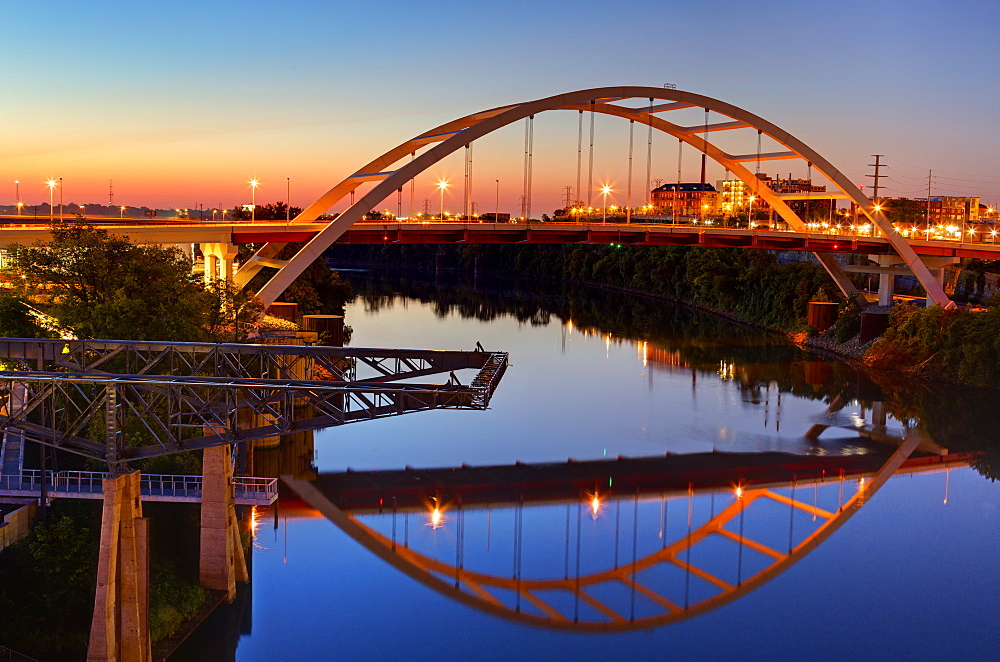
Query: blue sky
3,0,998,213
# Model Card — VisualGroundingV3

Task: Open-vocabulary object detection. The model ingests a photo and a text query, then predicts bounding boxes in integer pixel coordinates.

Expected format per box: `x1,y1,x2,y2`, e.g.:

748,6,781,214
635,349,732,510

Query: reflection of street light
249,179,259,222
438,180,449,220
45,179,57,222
601,185,612,223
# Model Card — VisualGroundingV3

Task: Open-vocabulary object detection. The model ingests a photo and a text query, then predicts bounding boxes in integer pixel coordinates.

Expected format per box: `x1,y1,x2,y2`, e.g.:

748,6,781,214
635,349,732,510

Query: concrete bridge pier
87,471,150,662
199,445,249,603
845,255,961,307
200,242,239,284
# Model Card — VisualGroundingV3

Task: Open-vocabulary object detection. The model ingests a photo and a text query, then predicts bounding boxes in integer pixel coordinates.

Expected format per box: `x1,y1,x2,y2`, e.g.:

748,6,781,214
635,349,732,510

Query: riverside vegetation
327,242,1000,387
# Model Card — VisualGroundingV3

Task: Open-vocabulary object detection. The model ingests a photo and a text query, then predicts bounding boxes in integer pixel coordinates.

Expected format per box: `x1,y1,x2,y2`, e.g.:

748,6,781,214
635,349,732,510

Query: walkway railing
0,470,277,505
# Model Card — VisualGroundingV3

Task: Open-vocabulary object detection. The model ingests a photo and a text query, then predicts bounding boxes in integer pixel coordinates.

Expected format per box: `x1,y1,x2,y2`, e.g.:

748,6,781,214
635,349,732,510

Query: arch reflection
284,434,967,632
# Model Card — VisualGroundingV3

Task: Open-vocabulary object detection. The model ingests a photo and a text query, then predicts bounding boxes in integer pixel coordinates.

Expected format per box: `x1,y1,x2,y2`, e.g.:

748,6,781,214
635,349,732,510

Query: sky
2,0,998,216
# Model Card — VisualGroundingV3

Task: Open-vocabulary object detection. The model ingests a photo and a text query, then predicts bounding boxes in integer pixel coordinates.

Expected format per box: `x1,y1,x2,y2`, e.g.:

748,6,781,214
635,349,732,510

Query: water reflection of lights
718,360,735,380
589,492,601,519
428,506,445,529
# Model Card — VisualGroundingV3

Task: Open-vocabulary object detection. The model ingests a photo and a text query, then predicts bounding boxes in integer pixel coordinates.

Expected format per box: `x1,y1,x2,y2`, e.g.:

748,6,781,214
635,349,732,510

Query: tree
885,197,925,225
230,201,301,222
0,295,57,338
6,221,262,342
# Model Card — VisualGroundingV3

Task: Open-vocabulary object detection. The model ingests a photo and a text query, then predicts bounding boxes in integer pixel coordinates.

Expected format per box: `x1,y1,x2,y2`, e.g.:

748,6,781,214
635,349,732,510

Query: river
182,271,997,661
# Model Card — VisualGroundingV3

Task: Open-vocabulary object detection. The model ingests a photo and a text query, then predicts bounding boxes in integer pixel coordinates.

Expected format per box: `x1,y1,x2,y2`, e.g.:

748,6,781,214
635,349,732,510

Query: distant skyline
4,0,998,216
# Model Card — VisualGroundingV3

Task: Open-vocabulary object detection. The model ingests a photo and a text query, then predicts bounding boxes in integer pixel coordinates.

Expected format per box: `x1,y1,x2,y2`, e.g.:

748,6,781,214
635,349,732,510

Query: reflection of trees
345,269,998,480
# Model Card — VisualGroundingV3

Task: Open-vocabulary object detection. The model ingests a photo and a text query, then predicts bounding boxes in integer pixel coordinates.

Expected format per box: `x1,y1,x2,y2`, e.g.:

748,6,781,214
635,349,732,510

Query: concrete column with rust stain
199,445,248,602
88,471,151,662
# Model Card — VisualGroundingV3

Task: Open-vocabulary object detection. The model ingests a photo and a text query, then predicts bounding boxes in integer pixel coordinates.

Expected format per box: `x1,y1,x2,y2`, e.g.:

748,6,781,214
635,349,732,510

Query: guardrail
0,470,277,505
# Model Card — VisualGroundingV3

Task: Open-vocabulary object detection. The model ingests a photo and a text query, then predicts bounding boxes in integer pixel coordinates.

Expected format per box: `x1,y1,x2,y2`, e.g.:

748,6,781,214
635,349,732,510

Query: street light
601,185,612,223
249,179,259,222
438,179,448,220
119,206,127,219
45,179,57,222
748,195,756,228
495,179,500,224
14,180,20,215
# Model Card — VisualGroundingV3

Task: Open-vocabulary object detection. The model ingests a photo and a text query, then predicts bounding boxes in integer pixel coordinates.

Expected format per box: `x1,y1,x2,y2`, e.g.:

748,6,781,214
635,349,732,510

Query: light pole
601,185,612,223
46,179,57,222
286,177,291,224
58,177,63,221
495,179,499,223
438,180,448,220
120,206,126,219
14,180,20,215
249,179,259,223
748,196,756,228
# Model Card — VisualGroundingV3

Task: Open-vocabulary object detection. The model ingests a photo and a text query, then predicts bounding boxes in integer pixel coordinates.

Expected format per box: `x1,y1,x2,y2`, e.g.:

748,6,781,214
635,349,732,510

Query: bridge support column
201,243,239,285
88,471,150,662
199,445,248,603
878,272,895,307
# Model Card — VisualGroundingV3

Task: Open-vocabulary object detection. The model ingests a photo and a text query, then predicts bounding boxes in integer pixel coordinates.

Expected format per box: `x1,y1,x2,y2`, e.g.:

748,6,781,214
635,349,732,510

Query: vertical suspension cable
409,152,415,218
675,138,682,221
464,144,471,221
527,116,534,221
646,98,653,208
576,110,583,209
627,120,634,224
468,143,474,219
587,101,596,210
396,187,402,219
522,119,529,220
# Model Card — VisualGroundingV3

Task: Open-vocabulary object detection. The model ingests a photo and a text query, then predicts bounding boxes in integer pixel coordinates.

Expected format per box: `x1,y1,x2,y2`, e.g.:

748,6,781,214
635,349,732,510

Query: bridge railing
0,469,278,505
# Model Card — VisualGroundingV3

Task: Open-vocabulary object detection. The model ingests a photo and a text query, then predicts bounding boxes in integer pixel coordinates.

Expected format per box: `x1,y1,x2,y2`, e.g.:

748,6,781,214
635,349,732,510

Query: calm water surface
207,274,997,661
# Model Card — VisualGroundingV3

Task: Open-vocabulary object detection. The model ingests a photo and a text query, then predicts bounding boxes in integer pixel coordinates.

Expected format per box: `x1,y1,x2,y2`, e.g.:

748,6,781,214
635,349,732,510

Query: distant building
651,183,718,217
914,196,981,224
479,212,511,222
715,173,832,220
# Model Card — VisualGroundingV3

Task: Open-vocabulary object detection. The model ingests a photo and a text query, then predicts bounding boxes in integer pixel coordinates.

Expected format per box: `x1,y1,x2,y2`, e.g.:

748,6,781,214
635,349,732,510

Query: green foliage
148,561,209,643
833,297,864,342
0,506,100,658
0,295,57,338
328,243,835,332
866,294,1000,386
6,220,263,342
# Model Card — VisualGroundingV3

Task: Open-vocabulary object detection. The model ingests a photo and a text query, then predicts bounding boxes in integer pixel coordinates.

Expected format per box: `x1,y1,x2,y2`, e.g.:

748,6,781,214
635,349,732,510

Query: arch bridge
235,87,956,309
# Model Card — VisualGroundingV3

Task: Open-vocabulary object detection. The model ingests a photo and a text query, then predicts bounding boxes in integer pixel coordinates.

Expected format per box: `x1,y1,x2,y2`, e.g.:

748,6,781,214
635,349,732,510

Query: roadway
3,217,999,259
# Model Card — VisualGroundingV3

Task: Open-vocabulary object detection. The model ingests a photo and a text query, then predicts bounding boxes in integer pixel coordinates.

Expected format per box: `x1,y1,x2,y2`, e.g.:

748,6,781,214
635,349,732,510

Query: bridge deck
2,219,999,259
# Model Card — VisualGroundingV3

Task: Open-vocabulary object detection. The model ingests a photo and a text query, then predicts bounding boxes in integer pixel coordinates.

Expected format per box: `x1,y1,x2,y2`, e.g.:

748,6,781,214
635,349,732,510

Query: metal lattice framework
0,340,507,469
287,434,961,632
0,338,500,384
235,86,953,308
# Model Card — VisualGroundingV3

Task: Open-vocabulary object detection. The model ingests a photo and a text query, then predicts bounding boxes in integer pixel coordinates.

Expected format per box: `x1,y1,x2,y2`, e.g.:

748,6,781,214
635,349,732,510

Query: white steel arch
236,87,952,308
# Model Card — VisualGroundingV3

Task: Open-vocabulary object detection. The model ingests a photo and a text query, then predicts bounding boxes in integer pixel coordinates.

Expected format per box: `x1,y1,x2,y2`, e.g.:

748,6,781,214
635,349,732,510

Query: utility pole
866,155,885,207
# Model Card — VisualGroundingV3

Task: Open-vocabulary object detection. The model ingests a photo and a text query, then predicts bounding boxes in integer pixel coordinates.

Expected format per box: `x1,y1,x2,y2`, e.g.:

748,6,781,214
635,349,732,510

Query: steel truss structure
0,339,507,469
0,338,497,383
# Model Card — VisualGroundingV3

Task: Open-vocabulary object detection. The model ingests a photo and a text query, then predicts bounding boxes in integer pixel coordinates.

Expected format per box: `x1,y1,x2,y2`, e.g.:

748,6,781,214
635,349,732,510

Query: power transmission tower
866,155,885,206
562,186,574,209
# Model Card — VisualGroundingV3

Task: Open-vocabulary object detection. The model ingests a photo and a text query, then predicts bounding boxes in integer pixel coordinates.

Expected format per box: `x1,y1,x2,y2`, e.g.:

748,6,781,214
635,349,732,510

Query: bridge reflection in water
281,435,966,632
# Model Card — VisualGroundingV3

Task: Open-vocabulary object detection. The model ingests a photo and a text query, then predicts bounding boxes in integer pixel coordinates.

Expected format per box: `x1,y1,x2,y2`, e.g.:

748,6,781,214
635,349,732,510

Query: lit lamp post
119,206,127,219
438,179,449,220
249,179,259,222
45,179,57,222
748,195,756,228
601,185,612,223
14,180,21,215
